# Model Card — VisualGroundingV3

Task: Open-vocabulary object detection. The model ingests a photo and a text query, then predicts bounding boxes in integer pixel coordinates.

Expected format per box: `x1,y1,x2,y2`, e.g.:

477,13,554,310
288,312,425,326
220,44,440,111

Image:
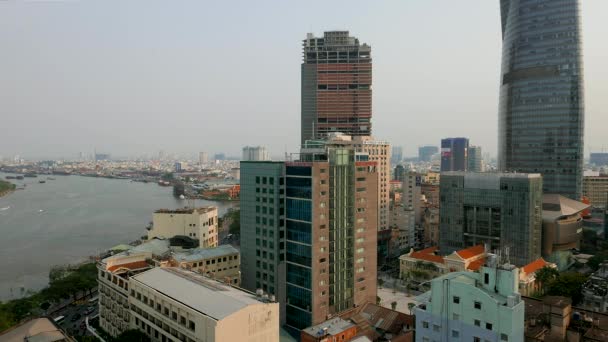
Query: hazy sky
1,0,606,160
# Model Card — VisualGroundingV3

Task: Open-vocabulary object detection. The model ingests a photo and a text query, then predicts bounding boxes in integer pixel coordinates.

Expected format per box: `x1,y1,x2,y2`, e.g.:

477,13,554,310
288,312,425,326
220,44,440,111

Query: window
172,312,177,321
453,296,460,304
474,338,481,342
484,273,489,284
474,301,482,310
486,322,492,330
474,319,480,327
432,324,440,332
422,321,429,329
180,316,186,325
452,330,459,338
500,334,508,341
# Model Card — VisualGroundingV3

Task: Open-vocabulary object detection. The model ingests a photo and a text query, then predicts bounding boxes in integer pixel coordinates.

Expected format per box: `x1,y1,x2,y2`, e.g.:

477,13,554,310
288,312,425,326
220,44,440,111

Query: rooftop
131,267,269,320
301,317,355,338
107,260,150,273
172,245,239,262
154,207,216,214
455,244,485,259
0,318,69,342
521,258,549,275
402,246,444,264
542,194,590,221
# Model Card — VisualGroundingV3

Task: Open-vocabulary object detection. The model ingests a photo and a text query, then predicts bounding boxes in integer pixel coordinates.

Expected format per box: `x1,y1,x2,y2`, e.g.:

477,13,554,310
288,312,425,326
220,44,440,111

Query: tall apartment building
498,0,585,200
440,138,469,172
414,258,525,342
418,145,438,163
301,31,372,143
239,161,287,323
468,146,483,172
284,140,378,330
439,172,543,267
129,267,279,342
147,207,218,248
403,172,422,224
583,176,608,208
242,146,271,161
198,152,208,165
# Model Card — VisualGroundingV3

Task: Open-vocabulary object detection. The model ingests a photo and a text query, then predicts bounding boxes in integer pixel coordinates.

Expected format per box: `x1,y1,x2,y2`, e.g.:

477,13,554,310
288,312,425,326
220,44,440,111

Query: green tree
547,272,588,305
588,252,608,271
408,302,416,315
535,266,559,293
114,329,151,342
229,210,240,235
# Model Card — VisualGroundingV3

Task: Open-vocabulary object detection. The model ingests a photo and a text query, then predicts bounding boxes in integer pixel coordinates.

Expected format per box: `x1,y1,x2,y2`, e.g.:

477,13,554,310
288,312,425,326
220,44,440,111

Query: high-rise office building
239,161,287,323
418,145,438,162
439,172,543,267
391,146,403,164
498,0,584,200
440,138,469,172
301,31,372,143
242,146,271,161
284,139,378,330
468,146,483,172
394,165,405,182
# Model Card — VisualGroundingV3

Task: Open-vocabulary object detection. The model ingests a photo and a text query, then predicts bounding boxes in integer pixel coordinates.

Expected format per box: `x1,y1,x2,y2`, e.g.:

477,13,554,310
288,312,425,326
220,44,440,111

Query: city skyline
1,1,607,159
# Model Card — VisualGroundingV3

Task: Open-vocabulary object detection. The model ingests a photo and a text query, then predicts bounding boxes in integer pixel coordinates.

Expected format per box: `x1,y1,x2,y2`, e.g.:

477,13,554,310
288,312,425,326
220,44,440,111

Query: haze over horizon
1,0,606,160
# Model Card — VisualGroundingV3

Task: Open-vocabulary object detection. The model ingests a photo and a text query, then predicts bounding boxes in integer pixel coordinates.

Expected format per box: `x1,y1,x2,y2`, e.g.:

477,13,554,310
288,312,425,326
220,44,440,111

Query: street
53,298,98,338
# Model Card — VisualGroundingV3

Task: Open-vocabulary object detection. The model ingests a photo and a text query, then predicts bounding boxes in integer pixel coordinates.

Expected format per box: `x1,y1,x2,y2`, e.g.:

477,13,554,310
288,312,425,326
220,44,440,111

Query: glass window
474,301,482,310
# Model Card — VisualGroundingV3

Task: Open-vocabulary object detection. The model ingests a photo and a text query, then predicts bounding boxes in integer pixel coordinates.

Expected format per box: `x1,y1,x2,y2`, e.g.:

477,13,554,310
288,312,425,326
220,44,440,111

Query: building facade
439,172,543,267
147,207,218,248
440,138,469,172
170,245,241,286
468,146,483,172
239,161,287,323
419,145,438,163
128,267,279,342
242,146,271,161
198,152,208,165
583,176,608,209
301,31,372,143
498,0,585,200
284,141,378,330
414,260,525,342
391,146,403,165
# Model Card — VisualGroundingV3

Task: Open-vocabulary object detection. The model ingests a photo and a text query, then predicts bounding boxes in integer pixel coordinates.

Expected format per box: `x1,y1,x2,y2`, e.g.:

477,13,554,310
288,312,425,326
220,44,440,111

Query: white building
242,146,271,161
148,207,218,248
199,152,208,165
129,267,279,342
415,256,524,342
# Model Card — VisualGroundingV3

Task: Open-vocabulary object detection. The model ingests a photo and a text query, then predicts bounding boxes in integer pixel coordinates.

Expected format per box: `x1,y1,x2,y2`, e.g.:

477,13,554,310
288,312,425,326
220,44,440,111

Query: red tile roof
107,260,149,273
410,246,444,264
522,258,548,275
467,258,486,271
456,245,485,260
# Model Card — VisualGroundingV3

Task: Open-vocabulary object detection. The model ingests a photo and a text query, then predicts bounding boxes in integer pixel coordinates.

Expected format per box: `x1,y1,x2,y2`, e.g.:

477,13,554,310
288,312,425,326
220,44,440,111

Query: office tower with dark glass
498,0,584,200
440,137,469,172
439,172,543,267
301,31,372,144
468,146,483,172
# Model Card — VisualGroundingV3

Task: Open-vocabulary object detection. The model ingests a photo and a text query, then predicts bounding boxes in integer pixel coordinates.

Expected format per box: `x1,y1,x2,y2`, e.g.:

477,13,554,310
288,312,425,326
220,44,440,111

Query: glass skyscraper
498,0,584,200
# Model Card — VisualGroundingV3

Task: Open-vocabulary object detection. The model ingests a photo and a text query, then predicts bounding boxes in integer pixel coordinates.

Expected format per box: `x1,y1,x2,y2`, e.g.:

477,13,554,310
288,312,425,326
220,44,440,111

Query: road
52,299,98,338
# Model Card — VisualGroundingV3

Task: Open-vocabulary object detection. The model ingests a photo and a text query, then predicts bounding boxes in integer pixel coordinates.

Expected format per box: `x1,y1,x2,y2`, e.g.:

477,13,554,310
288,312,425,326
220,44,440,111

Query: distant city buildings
198,152,208,165
301,31,372,143
418,145,438,163
174,162,182,172
467,145,483,172
498,0,585,200
393,164,405,182
414,258,525,342
95,153,111,161
147,207,218,248
590,153,608,167
214,153,225,161
439,172,543,267
391,146,403,164
440,137,469,172
242,146,270,161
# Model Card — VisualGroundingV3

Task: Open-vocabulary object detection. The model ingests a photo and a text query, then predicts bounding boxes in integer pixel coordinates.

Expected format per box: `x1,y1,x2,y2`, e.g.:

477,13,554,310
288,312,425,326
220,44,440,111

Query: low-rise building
129,267,279,342
583,176,608,209
581,262,608,313
518,258,557,296
301,317,358,342
147,207,218,248
170,245,241,286
414,257,525,342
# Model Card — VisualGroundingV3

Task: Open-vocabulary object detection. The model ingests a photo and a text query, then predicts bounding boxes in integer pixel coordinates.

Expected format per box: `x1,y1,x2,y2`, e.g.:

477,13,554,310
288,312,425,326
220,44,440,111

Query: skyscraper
391,146,403,164
301,31,372,143
468,146,483,172
498,0,584,200
439,172,543,267
242,146,271,161
440,138,469,172
418,145,438,162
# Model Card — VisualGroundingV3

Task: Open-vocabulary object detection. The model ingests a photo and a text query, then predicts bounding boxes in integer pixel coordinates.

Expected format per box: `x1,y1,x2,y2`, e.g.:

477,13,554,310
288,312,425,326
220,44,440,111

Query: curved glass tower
498,0,584,199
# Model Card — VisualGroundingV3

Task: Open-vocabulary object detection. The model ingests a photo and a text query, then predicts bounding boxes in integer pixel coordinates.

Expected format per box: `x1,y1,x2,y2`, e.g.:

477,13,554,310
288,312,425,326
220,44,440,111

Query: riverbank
0,180,15,198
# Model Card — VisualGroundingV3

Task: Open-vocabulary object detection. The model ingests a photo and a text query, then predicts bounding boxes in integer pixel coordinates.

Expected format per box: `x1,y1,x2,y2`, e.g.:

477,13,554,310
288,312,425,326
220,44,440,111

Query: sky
1,0,606,160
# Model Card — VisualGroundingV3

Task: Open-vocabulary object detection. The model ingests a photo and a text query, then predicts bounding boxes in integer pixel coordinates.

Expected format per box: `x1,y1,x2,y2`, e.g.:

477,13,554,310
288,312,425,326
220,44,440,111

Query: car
71,313,82,322
85,306,95,315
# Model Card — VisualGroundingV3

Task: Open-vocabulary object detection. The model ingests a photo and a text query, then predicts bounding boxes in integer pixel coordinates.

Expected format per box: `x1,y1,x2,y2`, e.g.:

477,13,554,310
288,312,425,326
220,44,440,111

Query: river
0,172,237,301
